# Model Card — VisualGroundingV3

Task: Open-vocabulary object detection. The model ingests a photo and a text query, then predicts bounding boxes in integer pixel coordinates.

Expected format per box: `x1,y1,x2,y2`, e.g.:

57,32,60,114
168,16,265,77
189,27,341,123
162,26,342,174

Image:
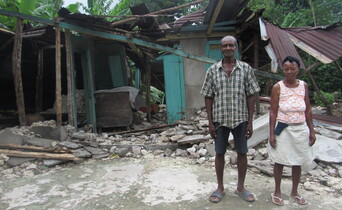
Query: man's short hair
221,35,238,47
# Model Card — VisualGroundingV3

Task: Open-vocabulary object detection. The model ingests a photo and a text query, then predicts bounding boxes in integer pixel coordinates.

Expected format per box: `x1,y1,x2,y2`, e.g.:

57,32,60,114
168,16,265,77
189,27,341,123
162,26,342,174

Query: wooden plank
207,0,225,35
111,0,206,26
65,29,75,126
12,18,26,126
0,149,78,161
253,33,260,115
55,26,62,126
0,143,71,153
146,59,152,122
35,49,43,112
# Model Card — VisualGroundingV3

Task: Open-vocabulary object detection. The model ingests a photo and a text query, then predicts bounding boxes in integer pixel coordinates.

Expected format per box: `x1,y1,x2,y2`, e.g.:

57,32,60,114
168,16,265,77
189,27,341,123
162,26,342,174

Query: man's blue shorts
214,121,248,155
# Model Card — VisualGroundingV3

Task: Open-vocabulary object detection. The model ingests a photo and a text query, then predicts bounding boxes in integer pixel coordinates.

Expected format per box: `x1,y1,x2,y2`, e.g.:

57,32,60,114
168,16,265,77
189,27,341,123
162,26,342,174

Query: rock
198,120,209,127
132,146,142,155
115,148,129,157
71,131,96,141
198,148,207,157
22,170,35,177
327,177,342,191
90,142,99,148
164,148,173,157
0,129,28,145
58,141,83,149
178,135,206,144
328,168,338,177
7,157,35,167
252,152,265,161
141,149,148,156
84,147,106,155
303,181,315,191
205,144,215,156
93,153,109,159
27,138,58,148
339,168,342,178
226,151,237,165
109,146,117,153
73,148,92,158
101,133,108,138
247,148,256,156
43,159,67,167
29,126,67,141
186,147,196,153
258,148,268,157
189,152,200,159
170,135,186,142
153,150,164,156
198,143,205,149
197,157,206,164
26,163,38,170
179,125,195,130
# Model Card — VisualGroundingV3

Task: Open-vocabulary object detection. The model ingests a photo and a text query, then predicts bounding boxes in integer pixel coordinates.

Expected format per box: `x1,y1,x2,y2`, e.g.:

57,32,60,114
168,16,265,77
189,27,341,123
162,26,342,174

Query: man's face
220,38,236,57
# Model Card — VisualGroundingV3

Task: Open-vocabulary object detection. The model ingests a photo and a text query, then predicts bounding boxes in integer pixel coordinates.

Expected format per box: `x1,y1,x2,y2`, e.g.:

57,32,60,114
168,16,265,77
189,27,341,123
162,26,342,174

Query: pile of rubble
0,105,341,195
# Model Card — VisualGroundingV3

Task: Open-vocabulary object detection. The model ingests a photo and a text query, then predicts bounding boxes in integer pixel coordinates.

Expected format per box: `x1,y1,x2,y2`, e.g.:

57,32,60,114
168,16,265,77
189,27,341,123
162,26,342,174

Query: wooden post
35,48,44,112
146,59,152,122
306,70,331,114
55,27,62,126
12,18,26,126
65,29,75,126
253,33,260,116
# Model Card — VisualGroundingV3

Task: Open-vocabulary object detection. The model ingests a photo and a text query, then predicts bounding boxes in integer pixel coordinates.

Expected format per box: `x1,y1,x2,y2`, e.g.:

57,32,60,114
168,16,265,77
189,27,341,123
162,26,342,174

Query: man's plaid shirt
200,59,260,129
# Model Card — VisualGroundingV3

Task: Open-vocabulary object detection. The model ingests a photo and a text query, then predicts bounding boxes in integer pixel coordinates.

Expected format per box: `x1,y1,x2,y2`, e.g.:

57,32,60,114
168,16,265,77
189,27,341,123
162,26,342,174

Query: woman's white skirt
267,123,314,171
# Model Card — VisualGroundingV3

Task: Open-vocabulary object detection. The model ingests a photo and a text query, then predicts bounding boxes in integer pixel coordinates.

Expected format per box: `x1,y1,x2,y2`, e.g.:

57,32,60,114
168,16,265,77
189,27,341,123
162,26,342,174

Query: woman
268,56,316,206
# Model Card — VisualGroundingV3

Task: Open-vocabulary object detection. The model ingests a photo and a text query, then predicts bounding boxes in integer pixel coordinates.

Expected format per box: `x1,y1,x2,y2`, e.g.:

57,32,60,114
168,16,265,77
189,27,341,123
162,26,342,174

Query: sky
63,0,120,13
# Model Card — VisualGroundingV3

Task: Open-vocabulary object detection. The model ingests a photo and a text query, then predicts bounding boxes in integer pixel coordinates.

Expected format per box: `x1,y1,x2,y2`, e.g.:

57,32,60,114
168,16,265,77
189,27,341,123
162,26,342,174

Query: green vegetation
314,91,335,107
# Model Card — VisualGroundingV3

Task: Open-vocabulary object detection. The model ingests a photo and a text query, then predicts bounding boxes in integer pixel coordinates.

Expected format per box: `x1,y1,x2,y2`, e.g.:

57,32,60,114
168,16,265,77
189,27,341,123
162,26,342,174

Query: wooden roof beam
206,0,224,36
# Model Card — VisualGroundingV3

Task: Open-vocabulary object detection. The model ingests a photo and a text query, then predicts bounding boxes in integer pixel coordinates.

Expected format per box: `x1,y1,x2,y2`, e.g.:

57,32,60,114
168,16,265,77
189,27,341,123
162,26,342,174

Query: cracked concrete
0,157,341,210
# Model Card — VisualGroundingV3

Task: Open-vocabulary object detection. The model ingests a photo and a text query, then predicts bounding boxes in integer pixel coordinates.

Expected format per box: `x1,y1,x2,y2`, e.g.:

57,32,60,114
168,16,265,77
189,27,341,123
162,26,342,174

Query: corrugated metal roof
260,18,342,71
173,8,205,28
260,18,305,71
203,0,250,24
286,22,342,63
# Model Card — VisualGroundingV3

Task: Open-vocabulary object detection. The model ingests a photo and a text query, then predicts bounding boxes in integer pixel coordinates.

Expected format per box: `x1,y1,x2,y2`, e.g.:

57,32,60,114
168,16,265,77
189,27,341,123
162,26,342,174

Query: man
200,35,260,203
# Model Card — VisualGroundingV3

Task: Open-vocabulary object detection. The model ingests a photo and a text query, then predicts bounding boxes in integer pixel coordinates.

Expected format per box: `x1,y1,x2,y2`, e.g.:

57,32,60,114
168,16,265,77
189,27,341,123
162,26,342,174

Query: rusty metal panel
95,91,133,128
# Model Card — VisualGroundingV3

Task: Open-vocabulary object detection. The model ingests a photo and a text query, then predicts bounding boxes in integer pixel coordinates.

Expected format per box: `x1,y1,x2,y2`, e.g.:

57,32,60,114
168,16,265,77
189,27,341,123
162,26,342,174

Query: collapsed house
0,0,341,132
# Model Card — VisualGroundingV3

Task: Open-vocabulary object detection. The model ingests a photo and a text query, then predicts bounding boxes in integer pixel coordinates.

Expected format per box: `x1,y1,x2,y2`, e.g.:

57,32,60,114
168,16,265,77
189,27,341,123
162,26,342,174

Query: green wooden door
161,54,186,124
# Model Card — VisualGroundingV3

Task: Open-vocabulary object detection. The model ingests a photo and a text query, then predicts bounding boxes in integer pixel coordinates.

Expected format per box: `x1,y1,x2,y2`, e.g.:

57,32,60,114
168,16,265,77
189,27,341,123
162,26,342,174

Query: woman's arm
304,82,316,146
269,83,280,148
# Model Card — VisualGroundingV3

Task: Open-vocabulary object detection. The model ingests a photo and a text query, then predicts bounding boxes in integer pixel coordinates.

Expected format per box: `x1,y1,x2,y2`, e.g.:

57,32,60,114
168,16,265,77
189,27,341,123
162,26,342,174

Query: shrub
313,91,335,107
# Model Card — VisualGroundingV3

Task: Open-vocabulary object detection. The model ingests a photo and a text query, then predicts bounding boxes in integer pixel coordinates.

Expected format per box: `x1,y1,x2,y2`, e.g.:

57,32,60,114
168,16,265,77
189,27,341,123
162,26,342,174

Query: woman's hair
282,56,300,68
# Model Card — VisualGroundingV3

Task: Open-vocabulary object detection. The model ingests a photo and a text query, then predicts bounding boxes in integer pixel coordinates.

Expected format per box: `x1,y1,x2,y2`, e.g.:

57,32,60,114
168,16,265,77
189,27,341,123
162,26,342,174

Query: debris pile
0,105,341,195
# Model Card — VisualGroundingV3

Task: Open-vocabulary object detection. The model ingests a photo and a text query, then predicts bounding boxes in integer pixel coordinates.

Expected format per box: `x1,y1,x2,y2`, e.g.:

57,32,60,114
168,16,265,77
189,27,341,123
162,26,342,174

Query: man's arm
205,96,217,139
245,94,256,139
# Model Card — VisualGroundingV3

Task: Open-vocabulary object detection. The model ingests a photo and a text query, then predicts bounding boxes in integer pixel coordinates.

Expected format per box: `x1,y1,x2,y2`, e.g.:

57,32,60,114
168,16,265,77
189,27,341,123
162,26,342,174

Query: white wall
180,38,207,119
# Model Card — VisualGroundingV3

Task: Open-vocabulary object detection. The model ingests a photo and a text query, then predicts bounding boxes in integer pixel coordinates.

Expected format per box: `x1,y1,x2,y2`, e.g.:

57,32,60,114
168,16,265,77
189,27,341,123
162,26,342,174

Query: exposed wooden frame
12,18,26,126
55,26,62,126
111,0,206,27
206,0,224,35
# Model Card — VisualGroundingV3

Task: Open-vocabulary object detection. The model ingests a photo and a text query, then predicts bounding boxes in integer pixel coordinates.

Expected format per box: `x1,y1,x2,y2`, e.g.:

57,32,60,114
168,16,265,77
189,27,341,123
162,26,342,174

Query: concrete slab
6,157,35,167
0,129,28,145
26,138,58,148
0,158,340,209
313,134,342,163
29,126,67,141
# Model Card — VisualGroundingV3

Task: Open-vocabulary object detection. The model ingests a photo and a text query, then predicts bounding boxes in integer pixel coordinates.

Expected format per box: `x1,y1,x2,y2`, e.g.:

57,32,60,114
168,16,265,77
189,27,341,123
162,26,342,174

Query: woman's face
283,61,299,79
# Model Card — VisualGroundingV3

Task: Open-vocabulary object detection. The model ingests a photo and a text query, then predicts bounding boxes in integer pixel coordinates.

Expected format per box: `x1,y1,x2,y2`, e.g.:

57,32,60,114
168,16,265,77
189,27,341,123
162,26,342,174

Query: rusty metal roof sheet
260,18,305,72
260,18,342,72
203,0,250,24
286,22,342,64
173,8,205,28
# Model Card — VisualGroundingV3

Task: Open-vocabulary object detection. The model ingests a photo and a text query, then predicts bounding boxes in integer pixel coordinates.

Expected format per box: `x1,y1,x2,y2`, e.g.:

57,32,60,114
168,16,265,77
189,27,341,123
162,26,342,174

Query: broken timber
0,9,282,81
0,149,79,161
108,123,178,136
0,144,71,153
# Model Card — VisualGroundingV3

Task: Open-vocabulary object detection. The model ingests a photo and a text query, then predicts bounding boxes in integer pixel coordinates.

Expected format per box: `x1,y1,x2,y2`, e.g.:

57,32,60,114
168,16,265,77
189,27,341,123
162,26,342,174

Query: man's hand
209,123,217,139
245,122,253,139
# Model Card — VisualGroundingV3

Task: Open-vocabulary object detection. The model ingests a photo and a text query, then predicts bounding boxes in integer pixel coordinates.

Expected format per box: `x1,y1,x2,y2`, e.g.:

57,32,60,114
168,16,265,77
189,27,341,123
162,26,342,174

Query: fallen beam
108,123,178,136
0,149,79,161
0,144,71,153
